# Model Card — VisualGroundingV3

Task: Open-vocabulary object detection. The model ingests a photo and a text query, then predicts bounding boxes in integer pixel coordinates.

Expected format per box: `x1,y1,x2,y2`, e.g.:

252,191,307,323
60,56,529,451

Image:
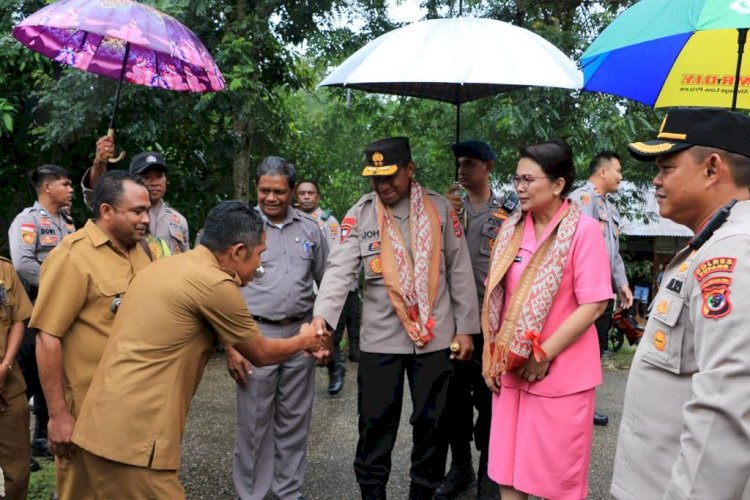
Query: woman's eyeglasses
512,174,548,188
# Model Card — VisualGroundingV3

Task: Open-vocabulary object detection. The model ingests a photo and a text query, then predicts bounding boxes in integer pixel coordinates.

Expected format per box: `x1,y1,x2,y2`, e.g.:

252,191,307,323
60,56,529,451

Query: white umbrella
319,17,582,140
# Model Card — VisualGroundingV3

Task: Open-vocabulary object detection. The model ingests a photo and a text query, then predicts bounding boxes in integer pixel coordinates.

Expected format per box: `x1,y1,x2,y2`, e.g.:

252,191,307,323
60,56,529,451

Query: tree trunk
232,121,252,202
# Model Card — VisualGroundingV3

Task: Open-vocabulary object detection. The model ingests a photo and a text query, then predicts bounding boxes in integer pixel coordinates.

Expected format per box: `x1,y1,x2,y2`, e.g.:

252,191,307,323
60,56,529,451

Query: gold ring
450,341,460,352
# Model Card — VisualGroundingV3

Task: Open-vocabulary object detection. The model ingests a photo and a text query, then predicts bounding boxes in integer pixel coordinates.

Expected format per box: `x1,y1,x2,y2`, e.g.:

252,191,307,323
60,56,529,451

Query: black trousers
442,334,491,468
18,323,48,438
328,290,361,372
354,350,452,492
594,299,615,356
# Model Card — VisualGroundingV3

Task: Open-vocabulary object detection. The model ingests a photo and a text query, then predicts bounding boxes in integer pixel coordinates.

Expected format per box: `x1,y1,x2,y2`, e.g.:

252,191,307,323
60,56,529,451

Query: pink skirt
487,386,595,500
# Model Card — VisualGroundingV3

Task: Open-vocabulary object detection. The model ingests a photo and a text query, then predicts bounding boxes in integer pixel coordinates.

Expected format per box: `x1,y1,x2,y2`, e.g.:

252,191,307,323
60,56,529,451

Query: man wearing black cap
611,108,750,500
129,152,189,255
436,140,513,499
312,137,479,499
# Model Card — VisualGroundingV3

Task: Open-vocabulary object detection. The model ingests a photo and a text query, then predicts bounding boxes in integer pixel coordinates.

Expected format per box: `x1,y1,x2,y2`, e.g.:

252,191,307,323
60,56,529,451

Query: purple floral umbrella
13,0,225,159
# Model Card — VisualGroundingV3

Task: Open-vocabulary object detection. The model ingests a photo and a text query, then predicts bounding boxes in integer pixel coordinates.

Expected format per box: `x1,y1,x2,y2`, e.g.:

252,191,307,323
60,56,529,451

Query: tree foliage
2,0,666,252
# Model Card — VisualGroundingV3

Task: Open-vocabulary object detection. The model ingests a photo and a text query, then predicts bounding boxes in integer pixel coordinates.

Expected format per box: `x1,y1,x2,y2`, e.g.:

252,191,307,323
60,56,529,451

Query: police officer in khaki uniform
0,258,34,500
611,108,750,499
296,179,357,395
68,201,326,499
8,165,74,462
569,151,634,427
30,171,151,500
129,152,190,254
226,158,328,500
438,140,514,499
313,137,479,499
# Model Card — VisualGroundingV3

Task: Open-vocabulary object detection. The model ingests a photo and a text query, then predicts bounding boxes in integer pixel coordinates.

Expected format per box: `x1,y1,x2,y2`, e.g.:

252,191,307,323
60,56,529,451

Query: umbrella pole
732,28,748,111
455,97,461,180
107,42,131,163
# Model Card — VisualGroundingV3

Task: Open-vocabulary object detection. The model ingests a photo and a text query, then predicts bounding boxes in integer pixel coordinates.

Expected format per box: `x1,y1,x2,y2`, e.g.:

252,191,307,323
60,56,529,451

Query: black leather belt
252,315,306,326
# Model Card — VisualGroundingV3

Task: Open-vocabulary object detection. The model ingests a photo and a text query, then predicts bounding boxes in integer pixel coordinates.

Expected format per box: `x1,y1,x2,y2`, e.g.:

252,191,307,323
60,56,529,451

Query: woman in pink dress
482,139,612,500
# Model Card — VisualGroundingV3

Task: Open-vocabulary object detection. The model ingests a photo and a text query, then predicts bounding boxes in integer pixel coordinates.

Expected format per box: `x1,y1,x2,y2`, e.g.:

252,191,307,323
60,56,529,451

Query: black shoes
30,457,41,472
408,483,435,500
32,438,55,460
360,483,386,500
594,410,609,426
476,469,500,499
435,463,476,499
328,364,346,396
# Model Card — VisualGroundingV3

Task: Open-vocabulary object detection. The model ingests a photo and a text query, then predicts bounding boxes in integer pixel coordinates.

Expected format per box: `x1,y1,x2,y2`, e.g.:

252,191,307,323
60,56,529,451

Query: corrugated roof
619,185,693,238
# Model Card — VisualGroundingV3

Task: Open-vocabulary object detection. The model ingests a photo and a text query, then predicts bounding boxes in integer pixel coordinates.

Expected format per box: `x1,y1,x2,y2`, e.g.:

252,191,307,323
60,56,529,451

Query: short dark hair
92,170,145,220
519,139,576,196
255,156,296,189
588,151,621,176
297,179,320,194
29,165,70,192
200,201,265,253
691,146,750,187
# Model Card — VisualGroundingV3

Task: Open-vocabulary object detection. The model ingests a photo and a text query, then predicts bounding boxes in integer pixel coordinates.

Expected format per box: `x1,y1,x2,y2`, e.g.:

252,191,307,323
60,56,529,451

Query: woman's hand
516,356,550,383
483,373,501,394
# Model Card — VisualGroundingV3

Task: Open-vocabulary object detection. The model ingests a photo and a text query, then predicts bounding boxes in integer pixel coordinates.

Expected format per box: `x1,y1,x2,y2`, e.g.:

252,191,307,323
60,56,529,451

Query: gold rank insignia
653,331,667,352
369,256,382,274
372,151,384,166
656,299,669,316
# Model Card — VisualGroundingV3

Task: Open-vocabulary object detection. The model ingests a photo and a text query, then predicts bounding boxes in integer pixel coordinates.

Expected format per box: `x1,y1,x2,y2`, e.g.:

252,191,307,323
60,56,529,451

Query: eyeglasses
512,174,548,188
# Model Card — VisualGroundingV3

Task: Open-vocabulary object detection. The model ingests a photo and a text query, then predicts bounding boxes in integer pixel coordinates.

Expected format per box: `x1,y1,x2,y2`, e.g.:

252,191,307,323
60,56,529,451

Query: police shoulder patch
449,209,463,239
701,276,732,320
340,216,356,242
694,257,736,281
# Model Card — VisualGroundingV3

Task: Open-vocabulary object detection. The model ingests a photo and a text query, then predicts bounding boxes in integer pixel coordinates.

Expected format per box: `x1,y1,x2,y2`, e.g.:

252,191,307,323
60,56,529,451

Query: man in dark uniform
313,137,479,499
439,141,514,499
8,165,75,463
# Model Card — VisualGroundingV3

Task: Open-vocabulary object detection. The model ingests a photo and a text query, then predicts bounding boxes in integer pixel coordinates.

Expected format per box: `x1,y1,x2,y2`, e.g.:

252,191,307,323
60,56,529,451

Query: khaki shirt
72,246,258,470
148,200,189,254
28,220,151,416
8,201,76,287
0,258,33,398
242,207,328,319
612,200,750,500
569,182,628,291
461,191,508,307
314,189,479,354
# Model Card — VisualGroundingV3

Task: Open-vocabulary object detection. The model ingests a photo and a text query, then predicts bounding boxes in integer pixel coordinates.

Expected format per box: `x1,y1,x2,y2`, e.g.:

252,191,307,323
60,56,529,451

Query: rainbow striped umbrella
581,0,750,110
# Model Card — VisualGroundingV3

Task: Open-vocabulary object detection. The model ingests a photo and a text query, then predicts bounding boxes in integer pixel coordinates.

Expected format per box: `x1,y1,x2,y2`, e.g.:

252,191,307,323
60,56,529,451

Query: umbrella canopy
13,0,225,93
581,0,750,110
319,17,582,104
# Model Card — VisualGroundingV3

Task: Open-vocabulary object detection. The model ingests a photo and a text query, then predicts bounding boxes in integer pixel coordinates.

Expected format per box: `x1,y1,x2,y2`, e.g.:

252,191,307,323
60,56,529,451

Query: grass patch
28,458,55,499
603,343,638,371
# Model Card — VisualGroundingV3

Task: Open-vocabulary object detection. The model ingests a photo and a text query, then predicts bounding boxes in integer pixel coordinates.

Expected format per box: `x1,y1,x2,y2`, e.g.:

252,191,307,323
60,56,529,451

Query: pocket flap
97,278,130,297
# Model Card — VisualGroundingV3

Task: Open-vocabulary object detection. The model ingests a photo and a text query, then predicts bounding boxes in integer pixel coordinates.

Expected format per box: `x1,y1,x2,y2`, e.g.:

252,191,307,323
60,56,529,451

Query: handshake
298,318,333,363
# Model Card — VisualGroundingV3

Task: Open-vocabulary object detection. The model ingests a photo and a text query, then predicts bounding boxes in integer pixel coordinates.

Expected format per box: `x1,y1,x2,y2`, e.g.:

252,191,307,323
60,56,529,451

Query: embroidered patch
491,209,508,220
40,235,59,246
449,209,463,239
666,278,683,294
368,241,381,252
20,223,36,245
328,223,339,239
170,213,180,224
694,257,736,281
173,231,184,243
701,276,732,319
340,216,356,242
653,331,667,352
39,217,51,228
369,256,382,274
655,299,669,316
580,194,590,205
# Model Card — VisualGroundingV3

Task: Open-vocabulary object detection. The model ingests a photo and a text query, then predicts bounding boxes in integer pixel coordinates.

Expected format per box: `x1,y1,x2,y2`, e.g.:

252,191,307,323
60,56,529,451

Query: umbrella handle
106,128,126,163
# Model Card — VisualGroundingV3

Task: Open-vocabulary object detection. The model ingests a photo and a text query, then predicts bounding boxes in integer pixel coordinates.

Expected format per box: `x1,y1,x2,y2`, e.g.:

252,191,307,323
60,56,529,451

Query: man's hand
444,184,463,212
94,135,115,165
450,333,474,361
48,411,77,459
225,345,253,387
301,320,331,366
618,285,634,309
516,356,550,383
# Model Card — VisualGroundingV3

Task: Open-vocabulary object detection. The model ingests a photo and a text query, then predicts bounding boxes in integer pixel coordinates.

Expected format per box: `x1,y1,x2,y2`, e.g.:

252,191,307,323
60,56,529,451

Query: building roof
618,184,693,238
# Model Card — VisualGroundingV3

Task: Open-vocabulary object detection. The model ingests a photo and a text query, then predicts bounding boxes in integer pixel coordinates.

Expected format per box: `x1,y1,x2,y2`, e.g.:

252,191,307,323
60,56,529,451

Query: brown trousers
0,393,30,500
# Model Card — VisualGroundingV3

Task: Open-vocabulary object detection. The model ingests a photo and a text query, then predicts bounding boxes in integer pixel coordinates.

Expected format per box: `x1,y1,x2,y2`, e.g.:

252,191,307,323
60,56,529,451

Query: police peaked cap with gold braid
362,137,411,177
628,107,750,162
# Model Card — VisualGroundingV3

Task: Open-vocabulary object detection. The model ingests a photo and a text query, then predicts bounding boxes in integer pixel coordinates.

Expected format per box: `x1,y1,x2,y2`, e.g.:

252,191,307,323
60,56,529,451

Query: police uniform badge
580,194,591,205
449,209,463,239
341,216,356,242
369,256,382,274
20,223,36,245
653,331,667,351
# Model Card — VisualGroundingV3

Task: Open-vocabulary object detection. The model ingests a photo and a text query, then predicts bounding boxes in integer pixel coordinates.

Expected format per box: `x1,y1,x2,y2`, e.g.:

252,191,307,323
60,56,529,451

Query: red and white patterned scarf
376,180,441,346
482,200,581,378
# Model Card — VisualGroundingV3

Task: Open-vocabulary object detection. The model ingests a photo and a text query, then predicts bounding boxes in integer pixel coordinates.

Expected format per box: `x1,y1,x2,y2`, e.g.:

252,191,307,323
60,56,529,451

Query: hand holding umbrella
13,0,225,162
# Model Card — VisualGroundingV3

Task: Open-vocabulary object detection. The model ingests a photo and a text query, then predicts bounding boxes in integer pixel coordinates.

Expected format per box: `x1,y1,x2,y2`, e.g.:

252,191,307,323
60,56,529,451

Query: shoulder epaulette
320,209,333,221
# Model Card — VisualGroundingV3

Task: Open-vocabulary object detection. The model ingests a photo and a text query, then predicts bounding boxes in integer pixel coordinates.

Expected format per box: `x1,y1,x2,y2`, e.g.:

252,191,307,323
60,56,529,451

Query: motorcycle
608,307,644,352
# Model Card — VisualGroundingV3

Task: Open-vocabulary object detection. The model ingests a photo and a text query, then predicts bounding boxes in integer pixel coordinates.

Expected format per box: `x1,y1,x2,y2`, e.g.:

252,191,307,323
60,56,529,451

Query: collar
584,180,603,196
194,245,242,285
255,205,298,226
523,199,571,249
85,219,115,248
